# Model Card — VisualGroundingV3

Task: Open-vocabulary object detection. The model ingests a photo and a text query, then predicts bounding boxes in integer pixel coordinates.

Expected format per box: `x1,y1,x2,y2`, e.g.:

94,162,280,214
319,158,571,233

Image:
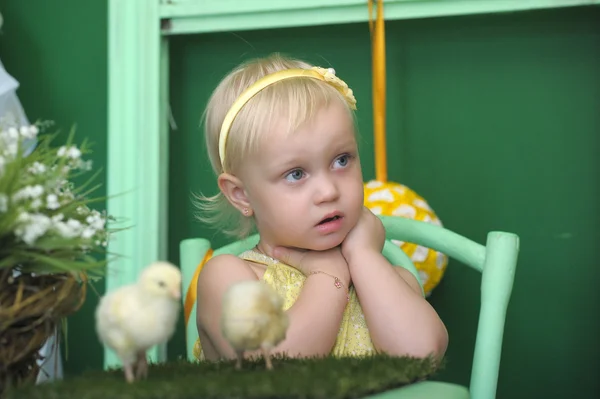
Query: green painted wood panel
167,6,600,398
0,0,108,376
159,0,600,36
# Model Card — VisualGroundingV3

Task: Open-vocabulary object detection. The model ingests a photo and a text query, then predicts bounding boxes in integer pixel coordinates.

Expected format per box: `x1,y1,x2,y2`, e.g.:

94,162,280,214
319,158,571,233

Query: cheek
261,197,308,238
349,172,365,203
348,178,365,220
256,189,303,220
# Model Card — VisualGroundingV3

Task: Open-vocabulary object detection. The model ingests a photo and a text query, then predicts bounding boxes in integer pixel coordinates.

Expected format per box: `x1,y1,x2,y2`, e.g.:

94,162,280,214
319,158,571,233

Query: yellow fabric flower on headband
310,67,357,110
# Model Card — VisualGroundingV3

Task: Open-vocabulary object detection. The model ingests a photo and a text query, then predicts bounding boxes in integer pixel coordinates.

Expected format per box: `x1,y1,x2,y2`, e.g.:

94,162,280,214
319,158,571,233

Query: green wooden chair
180,215,519,399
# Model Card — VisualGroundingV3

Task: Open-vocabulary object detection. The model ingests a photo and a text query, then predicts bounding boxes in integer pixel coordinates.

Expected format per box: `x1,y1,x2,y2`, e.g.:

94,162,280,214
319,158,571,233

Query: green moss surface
8,354,443,399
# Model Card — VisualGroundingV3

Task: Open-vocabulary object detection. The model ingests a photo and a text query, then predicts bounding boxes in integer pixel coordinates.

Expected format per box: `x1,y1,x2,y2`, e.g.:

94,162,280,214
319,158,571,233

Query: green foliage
8,355,444,399
0,122,115,280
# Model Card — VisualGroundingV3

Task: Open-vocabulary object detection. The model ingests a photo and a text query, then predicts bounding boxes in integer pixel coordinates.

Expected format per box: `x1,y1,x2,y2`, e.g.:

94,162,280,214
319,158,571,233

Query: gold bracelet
308,271,349,302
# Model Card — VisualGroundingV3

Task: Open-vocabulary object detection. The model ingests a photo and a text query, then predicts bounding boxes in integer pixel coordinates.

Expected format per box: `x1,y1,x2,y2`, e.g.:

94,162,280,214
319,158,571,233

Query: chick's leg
235,350,244,370
261,347,273,370
124,362,135,383
135,351,148,380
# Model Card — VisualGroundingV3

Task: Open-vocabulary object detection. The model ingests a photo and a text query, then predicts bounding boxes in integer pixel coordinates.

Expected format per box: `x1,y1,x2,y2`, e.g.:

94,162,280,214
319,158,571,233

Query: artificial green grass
7,354,444,399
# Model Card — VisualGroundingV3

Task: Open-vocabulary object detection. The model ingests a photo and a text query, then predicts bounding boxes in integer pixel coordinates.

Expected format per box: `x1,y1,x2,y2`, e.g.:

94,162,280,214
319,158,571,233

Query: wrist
344,248,384,269
314,268,351,288
314,261,350,287
306,271,350,302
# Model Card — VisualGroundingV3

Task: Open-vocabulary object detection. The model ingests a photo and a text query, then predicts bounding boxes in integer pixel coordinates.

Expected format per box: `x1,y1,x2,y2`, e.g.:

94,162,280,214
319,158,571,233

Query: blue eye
285,169,304,182
334,154,351,168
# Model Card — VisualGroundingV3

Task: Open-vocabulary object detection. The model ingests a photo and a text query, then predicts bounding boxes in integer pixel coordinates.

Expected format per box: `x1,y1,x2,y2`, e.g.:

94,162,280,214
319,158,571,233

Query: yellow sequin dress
193,249,375,361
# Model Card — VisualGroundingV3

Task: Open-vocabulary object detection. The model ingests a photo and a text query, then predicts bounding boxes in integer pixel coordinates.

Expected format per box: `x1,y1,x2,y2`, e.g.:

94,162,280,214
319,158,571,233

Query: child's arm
196,250,349,361
342,208,449,360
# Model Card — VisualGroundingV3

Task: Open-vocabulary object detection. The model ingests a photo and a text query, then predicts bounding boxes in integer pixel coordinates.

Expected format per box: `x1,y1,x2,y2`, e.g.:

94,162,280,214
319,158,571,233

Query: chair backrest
180,215,518,399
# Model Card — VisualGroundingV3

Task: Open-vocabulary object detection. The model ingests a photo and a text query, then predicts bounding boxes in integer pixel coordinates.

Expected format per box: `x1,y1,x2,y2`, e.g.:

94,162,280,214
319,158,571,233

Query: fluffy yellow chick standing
221,280,289,370
95,261,182,383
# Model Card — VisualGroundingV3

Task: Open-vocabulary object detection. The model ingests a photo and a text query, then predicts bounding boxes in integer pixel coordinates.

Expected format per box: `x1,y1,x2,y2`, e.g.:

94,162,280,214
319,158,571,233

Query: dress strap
238,249,280,267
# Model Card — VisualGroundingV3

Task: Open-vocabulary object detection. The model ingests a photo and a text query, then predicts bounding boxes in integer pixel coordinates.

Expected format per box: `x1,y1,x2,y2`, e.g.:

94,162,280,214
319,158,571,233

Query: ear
217,173,252,215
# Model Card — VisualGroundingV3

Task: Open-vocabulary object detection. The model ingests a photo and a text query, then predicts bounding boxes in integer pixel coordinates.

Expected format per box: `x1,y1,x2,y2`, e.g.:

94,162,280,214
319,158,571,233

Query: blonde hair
195,53,357,238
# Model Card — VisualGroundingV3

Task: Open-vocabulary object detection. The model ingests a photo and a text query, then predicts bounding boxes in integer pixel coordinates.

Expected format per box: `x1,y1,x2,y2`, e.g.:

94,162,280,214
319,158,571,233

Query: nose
314,174,340,204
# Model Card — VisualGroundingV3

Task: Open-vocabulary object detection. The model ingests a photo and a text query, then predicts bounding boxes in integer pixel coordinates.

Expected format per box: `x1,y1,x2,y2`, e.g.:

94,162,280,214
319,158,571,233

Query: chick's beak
171,288,181,299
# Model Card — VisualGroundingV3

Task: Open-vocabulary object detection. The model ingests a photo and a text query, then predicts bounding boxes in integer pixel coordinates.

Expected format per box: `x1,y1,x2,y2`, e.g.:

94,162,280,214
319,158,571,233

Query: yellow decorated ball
363,180,448,296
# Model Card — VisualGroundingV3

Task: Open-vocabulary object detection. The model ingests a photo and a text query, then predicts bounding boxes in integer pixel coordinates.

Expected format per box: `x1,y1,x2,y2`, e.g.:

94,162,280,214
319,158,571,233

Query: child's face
241,100,364,251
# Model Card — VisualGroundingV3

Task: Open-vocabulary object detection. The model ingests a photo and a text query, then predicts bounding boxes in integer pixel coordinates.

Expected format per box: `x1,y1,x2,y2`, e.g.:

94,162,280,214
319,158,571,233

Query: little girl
195,53,447,363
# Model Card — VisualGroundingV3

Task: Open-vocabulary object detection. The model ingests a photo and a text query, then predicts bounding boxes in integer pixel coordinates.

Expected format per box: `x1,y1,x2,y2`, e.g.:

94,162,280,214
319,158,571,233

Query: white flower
19,126,29,136
19,125,38,139
53,218,83,239
81,227,96,239
46,194,60,210
18,212,30,223
32,185,44,197
28,162,47,175
76,159,93,171
57,146,81,159
14,213,52,245
53,221,79,239
13,184,45,202
0,127,20,158
66,218,82,230
57,179,68,187
69,147,81,158
0,193,7,212
2,142,18,157
6,127,18,140
54,185,75,200
86,211,105,230
31,198,42,210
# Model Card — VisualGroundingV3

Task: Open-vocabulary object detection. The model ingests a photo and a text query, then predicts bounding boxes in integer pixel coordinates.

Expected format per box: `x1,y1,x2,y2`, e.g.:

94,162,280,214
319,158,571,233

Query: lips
317,212,343,226
315,212,344,235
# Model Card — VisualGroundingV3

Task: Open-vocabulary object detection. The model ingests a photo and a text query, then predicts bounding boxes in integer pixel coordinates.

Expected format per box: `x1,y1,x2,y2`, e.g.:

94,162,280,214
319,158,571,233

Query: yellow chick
95,261,181,383
221,280,289,370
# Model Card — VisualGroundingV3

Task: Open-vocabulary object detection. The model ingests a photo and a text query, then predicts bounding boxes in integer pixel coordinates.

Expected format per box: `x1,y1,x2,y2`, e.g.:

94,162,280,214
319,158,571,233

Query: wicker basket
0,267,86,397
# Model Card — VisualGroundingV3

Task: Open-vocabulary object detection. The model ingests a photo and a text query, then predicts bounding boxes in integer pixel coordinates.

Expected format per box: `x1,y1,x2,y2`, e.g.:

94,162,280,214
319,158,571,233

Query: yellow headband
218,66,357,170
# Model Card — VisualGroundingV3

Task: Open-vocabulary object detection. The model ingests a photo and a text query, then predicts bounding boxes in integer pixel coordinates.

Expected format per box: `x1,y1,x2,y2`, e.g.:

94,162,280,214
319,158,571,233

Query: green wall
1,2,598,398
0,0,108,376
167,6,600,399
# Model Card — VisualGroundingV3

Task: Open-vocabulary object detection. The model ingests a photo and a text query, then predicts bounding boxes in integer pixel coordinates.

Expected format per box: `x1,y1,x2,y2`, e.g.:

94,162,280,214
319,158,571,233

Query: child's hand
272,246,351,287
341,207,385,264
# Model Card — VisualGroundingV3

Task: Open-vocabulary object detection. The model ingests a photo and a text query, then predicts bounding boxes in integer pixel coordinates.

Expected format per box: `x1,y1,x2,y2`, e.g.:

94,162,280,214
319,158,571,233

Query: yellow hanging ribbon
183,249,214,327
369,0,387,183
